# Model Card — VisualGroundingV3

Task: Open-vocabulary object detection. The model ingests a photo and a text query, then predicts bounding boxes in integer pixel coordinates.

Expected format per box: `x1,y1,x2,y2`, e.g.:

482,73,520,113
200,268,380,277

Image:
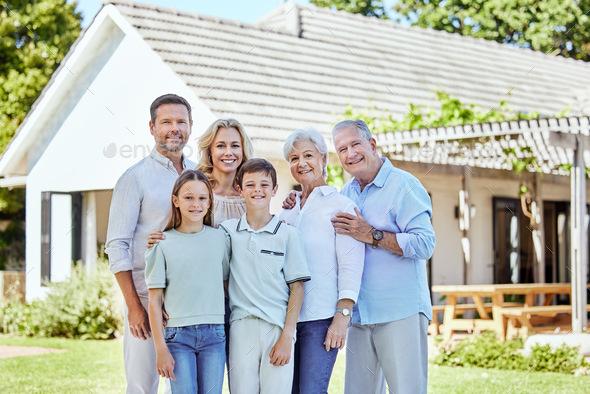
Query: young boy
220,158,310,394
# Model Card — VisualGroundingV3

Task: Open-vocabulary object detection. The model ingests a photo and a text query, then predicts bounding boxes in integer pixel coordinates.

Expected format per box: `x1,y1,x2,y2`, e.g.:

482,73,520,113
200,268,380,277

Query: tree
0,0,82,153
310,0,389,19
393,0,590,61
0,187,25,270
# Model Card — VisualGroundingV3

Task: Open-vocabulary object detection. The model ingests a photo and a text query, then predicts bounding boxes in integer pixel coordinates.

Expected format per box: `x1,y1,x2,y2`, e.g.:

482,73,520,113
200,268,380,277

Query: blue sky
75,0,312,27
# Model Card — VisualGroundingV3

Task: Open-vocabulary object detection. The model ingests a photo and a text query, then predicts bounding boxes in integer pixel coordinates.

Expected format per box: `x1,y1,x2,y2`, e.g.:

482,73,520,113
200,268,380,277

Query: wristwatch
336,308,350,317
372,229,383,249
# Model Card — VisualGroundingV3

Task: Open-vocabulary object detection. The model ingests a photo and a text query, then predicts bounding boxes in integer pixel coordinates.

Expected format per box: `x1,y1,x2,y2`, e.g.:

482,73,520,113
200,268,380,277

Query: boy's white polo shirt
220,214,310,329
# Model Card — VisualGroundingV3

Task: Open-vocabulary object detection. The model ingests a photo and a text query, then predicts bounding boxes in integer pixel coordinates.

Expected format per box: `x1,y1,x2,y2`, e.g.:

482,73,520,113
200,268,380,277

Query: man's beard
157,137,186,152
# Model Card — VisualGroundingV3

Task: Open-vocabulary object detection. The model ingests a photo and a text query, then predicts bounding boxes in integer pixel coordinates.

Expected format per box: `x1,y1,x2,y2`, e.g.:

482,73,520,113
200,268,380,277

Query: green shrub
0,299,33,334
0,257,123,339
434,332,525,370
527,344,587,374
434,332,589,375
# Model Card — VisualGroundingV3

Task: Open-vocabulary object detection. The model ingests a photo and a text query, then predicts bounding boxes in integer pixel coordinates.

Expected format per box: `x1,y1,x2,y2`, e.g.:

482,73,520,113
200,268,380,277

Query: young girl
145,170,230,394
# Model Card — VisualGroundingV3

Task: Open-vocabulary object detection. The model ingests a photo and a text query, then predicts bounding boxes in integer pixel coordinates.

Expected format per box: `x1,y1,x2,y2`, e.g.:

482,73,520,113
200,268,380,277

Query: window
40,192,82,284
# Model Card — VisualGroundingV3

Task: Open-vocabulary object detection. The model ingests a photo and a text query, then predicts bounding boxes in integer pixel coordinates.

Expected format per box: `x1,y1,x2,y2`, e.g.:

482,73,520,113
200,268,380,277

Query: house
0,0,588,301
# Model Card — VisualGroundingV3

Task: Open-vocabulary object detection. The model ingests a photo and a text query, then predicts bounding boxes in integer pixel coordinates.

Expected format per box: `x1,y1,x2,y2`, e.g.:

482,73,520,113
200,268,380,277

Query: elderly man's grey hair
283,127,329,177
332,119,372,141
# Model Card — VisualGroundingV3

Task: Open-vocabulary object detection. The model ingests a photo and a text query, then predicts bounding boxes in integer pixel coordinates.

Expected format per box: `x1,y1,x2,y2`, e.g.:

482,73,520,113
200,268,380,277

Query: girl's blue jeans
164,324,226,394
292,317,338,394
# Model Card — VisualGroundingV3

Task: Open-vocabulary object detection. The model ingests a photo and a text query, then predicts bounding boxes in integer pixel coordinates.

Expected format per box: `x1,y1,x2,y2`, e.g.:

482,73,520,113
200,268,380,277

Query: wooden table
431,283,572,341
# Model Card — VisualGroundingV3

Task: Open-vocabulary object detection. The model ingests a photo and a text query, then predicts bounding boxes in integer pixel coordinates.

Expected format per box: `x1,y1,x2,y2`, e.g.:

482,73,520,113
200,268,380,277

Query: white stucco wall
419,174,465,291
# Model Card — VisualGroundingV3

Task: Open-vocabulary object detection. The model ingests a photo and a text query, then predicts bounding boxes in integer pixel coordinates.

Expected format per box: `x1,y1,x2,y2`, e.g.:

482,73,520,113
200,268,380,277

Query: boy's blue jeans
292,317,338,394
164,324,226,394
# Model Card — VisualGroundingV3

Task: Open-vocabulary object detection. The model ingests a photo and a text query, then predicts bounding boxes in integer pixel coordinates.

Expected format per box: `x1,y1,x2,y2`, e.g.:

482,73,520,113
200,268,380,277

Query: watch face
337,308,351,316
373,230,383,241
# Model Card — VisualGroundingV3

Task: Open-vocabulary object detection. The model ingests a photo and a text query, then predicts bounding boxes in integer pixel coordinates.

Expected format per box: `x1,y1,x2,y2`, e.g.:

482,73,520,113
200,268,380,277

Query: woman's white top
279,185,365,322
213,194,246,228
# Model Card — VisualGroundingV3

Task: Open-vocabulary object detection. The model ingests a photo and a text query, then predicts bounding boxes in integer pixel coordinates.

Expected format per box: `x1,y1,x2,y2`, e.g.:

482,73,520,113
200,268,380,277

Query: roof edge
0,176,27,188
0,4,135,176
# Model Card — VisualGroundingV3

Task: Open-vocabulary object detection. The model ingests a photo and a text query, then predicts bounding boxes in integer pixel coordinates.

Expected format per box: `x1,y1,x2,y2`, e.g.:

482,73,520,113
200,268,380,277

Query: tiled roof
375,116,590,175
108,0,590,148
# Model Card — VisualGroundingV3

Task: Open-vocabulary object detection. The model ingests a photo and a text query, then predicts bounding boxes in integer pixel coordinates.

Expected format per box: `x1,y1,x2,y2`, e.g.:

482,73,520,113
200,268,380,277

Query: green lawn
1,336,588,393
0,336,125,393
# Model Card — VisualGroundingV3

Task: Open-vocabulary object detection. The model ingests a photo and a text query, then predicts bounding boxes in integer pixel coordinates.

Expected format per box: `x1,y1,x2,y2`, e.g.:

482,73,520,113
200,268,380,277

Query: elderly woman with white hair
279,128,364,394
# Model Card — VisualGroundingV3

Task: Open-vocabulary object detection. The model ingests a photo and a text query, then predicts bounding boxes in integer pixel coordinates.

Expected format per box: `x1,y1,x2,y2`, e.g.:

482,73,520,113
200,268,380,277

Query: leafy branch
558,163,590,178
341,91,540,134
339,91,569,174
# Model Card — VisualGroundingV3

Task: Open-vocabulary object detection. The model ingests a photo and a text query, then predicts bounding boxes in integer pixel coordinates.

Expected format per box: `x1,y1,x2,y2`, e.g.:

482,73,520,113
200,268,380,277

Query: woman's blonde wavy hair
196,119,254,190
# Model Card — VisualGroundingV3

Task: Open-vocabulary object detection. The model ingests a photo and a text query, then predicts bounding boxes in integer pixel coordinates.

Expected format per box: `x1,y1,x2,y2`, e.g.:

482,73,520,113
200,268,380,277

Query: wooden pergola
375,116,589,333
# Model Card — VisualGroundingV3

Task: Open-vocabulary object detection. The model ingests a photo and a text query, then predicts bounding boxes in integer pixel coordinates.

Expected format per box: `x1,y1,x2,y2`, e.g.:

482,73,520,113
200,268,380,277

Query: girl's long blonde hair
196,119,254,190
164,170,214,231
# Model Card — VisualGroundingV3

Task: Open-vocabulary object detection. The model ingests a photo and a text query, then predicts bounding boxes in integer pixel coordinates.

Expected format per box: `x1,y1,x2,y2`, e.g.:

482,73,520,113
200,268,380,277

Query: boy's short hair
236,158,277,188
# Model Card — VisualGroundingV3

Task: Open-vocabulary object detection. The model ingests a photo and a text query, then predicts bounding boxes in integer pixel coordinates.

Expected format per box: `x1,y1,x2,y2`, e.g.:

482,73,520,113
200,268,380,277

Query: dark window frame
40,191,83,285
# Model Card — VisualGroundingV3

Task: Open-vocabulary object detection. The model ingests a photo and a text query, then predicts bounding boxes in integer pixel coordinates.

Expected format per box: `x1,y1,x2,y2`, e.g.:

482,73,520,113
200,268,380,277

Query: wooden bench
502,305,590,340
430,302,522,336
432,283,574,341
431,303,497,336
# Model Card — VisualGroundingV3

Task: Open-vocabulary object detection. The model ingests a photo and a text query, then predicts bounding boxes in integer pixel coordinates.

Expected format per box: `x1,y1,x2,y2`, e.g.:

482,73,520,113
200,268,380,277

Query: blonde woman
195,118,253,226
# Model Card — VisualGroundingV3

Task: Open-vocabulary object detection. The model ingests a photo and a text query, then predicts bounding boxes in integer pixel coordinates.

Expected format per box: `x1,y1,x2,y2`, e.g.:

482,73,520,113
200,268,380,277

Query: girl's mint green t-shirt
145,226,231,327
